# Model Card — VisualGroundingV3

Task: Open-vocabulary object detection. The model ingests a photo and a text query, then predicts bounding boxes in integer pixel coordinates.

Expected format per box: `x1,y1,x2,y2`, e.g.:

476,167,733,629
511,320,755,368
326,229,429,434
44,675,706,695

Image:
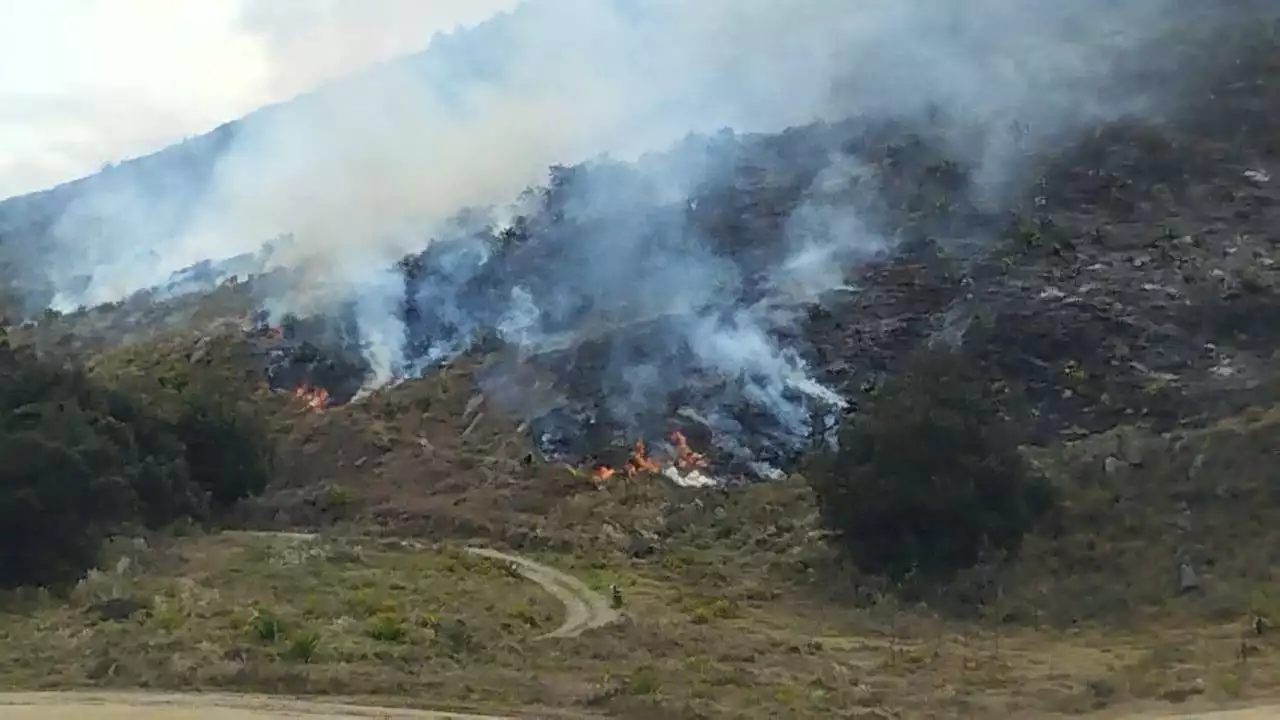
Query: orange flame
579,432,709,487
293,383,330,411
590,464,616,485
625,439,661,476
668,430,708,471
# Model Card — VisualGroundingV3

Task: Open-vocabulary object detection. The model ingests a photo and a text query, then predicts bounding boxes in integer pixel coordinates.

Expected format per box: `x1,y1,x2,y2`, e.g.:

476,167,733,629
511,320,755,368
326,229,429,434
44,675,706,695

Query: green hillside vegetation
0,328,272,589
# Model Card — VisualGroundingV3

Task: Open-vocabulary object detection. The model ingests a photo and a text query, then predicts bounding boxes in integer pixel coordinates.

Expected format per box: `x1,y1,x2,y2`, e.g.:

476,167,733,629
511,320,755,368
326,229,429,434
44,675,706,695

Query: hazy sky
0,0,522,199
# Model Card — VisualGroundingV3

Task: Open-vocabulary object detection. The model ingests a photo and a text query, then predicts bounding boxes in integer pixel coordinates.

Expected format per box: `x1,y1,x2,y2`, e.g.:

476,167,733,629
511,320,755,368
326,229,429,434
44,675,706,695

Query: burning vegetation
242,312,369,411
584,432,711,488
292,382,330,411
669,430,707,472
126,15,1280,502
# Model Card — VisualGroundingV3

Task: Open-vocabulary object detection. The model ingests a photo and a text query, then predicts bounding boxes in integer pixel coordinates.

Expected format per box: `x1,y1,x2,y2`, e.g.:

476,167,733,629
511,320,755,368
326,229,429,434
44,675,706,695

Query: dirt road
0,692,510,719
463,547,621,639
224,534,621,639
2,692,1274,720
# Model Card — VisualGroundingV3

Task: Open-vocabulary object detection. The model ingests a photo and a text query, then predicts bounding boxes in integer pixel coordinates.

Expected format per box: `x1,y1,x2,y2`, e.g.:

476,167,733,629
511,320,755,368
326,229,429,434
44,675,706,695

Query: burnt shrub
808,349,1056,582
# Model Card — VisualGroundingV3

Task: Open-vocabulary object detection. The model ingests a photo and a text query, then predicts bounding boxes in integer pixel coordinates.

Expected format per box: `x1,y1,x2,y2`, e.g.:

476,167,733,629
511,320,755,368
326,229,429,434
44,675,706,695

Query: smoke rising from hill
15,0,1264,462
38,0,1220,304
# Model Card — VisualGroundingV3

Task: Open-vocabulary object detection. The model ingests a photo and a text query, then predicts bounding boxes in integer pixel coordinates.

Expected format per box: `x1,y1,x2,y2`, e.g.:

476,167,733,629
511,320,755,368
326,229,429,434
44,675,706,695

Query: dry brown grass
0,533,563,715
0,525,1278,718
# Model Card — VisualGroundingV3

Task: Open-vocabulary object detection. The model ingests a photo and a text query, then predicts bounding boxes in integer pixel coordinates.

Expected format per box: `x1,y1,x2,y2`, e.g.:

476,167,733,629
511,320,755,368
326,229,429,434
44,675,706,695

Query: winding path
0,535,1273,718
0,540,620,719
463,547,621,639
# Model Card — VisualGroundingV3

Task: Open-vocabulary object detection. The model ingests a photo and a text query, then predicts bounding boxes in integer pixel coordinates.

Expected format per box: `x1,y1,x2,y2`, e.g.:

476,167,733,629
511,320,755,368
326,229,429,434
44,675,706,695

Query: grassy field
0,533,561,713
0,528,1278,718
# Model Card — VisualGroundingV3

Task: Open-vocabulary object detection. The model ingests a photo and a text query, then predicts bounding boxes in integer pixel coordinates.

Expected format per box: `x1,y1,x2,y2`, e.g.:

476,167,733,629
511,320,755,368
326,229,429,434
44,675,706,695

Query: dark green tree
172,378,274,514
0,333,274,589
809,349,1056,581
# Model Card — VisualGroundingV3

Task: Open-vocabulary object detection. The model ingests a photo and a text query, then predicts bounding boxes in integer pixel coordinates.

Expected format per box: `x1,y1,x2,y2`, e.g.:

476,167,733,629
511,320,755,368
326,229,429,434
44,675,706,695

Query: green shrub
0,432,128,588
0,340,148,588
282,631,321,663
367,613,408,642
249,608,285,642
0,332,274,589
808,349,1056,581
171,376,273,513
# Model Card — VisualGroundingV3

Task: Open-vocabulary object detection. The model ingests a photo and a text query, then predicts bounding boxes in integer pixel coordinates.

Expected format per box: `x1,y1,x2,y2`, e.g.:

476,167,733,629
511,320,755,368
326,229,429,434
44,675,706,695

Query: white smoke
35,0,1231,306
6,0,1265,453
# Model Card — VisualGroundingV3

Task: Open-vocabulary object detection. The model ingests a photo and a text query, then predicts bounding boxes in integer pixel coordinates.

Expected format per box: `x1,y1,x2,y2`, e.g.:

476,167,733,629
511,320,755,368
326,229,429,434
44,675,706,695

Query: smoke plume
13,0,1262,465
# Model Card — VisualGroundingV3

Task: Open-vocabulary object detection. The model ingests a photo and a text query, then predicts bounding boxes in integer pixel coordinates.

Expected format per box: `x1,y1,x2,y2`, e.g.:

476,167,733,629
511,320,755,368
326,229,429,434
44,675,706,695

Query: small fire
293,383,330,411
580,431,709,488
668,430,707,471
625,439,661,477
590,463,616,485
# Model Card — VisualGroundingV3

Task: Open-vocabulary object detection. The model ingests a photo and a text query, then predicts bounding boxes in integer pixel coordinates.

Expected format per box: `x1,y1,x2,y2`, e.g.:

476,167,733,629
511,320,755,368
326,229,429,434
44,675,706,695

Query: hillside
0,2,529,312
0,7,1280,720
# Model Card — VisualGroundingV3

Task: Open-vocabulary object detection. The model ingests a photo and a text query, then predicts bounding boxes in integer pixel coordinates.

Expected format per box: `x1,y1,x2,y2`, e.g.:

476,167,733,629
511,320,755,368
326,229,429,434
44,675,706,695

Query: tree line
0,331,273,589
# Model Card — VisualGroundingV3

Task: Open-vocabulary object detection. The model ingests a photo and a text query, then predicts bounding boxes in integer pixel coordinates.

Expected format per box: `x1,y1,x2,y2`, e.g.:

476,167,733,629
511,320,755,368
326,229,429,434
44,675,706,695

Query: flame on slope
583,432,717,489
293,383,330,411
668,430,707,471
589,463,617,486
625,439,661,476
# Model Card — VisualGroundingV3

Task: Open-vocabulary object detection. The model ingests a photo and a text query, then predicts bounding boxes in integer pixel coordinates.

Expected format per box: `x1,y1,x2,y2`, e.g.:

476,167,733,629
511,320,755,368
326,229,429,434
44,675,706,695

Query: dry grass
0,528,1278,718
0,533,560,714
543,543,1280,718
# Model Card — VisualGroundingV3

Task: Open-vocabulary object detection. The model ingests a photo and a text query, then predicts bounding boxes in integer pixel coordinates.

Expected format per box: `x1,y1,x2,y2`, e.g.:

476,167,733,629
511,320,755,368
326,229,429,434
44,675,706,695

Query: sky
0,0,523,200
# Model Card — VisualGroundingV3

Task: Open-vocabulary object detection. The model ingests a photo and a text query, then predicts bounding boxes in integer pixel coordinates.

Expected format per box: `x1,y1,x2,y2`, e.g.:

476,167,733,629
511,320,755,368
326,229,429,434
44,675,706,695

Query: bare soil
0,692,509,719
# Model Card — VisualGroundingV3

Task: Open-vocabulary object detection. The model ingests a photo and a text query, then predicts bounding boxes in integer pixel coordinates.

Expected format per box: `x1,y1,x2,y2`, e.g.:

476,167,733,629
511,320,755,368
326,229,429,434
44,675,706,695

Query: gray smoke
11,0,1262,457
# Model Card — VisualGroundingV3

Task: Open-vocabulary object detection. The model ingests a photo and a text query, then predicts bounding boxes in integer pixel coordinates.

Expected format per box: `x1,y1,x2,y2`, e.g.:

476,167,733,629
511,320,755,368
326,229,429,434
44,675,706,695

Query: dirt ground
463,547,620,639
1118,704,1280,719
0,692,509,719
0,692,1277,719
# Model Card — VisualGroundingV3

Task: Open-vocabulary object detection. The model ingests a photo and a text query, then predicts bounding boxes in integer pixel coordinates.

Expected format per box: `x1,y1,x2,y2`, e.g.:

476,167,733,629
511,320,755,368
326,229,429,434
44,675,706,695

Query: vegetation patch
806,349,1057,582
0,331,273,589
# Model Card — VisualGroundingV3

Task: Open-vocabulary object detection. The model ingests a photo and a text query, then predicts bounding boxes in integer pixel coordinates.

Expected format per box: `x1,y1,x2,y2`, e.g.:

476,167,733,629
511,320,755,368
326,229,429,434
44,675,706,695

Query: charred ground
231,24,1280,480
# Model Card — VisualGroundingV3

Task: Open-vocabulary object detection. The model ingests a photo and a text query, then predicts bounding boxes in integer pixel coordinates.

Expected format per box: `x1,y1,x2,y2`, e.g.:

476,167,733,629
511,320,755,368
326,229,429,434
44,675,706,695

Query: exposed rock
1187,453,1208,482
189,335,212,364
1160,678,1206,703
1172,511,1193,533
1178,562,1201,594
87,596,148,622
625,532,659,559
1117,429,1148,466
1103,456,1127,479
